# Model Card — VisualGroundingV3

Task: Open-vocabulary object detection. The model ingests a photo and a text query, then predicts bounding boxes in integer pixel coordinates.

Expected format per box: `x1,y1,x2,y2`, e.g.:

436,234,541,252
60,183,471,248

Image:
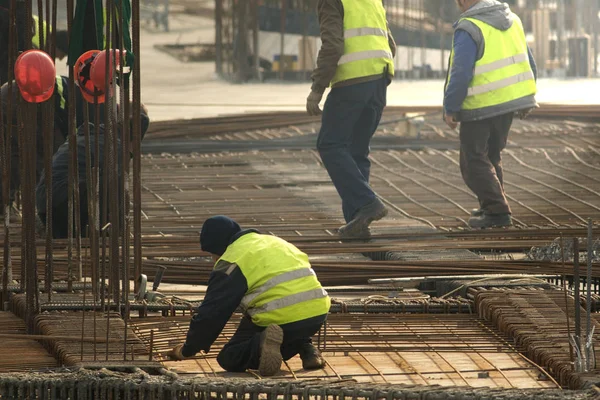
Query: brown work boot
258,325,284,376
299,343,326,370
338,198,387,238
339,226,371,240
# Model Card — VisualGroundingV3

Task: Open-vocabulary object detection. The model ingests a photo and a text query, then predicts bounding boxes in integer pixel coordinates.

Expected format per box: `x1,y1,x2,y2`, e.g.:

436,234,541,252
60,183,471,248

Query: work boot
258,325,284,376
299,343,326,370
468,213,512,229
338,198,388,238
470,208,484,217
340,226,371,240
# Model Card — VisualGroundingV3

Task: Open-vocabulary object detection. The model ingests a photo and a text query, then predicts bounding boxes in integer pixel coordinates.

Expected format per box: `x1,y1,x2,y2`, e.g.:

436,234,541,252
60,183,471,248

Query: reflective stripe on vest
247,288,328,317
241,267,317,309
447,13,536,112
344,27,387,39
330,0,395,86
473,52,528,75
468,70,534,96
339,49,394,66
55,76,66,109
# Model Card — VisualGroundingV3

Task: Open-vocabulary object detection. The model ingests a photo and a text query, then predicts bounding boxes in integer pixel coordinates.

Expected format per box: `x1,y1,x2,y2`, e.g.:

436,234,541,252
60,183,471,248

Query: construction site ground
1,111,600,398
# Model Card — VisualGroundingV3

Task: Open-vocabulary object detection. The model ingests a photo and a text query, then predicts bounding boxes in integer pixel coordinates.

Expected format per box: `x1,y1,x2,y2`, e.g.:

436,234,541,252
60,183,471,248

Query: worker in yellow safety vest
168,215,330,376
32,15,69,60
443,0,537,229
306,0,396,239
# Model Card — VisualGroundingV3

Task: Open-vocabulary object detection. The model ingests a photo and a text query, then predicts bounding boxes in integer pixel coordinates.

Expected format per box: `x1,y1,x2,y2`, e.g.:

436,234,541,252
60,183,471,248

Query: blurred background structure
195,0,600,82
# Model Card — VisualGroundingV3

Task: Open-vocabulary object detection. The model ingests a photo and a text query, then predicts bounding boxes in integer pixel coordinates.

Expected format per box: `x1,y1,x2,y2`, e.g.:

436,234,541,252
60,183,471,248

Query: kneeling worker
35,104,150,238
168,216,329,376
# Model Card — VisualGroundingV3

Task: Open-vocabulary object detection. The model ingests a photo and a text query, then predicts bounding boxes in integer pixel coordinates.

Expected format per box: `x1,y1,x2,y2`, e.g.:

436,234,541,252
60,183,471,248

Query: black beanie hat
200,215,242,256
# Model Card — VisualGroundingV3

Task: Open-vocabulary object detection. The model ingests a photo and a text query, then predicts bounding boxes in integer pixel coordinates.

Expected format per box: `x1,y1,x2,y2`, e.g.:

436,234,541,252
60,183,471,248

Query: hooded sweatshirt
444,0,537,120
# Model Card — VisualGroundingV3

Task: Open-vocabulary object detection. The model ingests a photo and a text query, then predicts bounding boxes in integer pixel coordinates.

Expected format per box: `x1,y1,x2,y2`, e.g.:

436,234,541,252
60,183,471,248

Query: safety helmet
14,50,56,103
74,50,105,104
90,49,125,92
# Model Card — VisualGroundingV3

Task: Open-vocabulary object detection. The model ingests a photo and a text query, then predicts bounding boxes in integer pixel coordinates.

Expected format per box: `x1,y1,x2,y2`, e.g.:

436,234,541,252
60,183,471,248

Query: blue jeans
317,77,386,222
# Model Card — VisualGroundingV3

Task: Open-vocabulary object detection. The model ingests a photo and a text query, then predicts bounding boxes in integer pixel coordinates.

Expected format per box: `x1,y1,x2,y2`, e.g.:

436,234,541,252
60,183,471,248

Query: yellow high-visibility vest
330,0,394,86
217,232,330,327
31,15,48,49
55,75,66,110
447,14,536,113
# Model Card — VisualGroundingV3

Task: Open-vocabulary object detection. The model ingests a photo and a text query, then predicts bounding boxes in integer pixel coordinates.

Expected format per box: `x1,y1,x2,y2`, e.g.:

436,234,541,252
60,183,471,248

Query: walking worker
444,0,537,229
306,0,396,239
168,216,329,376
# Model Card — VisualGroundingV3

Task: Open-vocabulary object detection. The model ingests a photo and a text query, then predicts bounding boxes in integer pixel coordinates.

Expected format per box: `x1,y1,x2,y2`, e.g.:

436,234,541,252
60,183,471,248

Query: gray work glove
306,91,323,116
516,106,537,120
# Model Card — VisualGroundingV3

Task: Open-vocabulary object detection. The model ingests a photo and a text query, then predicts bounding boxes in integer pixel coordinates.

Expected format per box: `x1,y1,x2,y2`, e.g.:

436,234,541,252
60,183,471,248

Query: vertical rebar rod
43,0,57,299
1,0,17,306
81,245,87,362
574,237,581,352
36,0,44,49
132,0,143,296
586,218,593,369
66,0,75,292
117,0,131,359
561,234,574,364
22,0,37,320
105,226,111,362
94,98,101,303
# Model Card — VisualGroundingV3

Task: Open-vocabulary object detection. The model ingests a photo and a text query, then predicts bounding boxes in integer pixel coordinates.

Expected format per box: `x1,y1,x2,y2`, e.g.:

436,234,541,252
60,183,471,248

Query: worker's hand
444,113,458,130
306,91,323,116
516,107,534,120
167,344,188,361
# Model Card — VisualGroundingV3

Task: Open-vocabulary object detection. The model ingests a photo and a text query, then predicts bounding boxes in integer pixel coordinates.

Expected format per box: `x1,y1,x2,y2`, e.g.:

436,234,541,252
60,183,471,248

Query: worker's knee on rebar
216,348,247,373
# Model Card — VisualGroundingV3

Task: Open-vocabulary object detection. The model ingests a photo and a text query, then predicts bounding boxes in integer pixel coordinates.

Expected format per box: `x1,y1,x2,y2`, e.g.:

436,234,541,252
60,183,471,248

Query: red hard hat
90,49,125,92
74,50,105,104
14,50,56,103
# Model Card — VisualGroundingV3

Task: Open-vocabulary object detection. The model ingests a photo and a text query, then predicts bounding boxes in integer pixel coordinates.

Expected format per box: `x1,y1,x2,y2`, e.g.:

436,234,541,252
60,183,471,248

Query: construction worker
0,2,69,84
168,215,329,376
306,0,396,239
444,0,537,229
35,104,149,238
0,75,106,209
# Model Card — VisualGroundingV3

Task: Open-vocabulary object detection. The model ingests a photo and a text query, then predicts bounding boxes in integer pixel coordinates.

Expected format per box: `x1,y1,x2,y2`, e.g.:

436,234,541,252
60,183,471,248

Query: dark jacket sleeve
388,28,396,58
310,0,344,94
527,45,537,81
181,264,248,357
443,29,477,116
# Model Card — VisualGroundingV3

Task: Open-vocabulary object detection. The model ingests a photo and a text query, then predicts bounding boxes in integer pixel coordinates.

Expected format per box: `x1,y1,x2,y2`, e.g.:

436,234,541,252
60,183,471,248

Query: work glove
167,344,189,361
516,107,535,120
306,91,323,116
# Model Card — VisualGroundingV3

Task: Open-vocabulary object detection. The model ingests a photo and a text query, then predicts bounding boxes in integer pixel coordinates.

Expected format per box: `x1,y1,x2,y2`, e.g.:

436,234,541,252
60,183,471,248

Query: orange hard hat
14,50,56,103
74,50,105,104
90,49,125,92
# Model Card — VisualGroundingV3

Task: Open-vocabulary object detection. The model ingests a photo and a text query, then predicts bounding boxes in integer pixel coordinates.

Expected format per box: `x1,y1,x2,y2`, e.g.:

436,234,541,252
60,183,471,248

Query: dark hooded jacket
35,110,150,218
444,0,537,121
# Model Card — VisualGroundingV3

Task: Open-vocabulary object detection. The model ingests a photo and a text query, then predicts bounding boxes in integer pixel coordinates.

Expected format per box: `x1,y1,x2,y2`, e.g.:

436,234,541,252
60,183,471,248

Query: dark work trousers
39,189,90,239
459,112,513,215
317,77,387,222
217,314,327,373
